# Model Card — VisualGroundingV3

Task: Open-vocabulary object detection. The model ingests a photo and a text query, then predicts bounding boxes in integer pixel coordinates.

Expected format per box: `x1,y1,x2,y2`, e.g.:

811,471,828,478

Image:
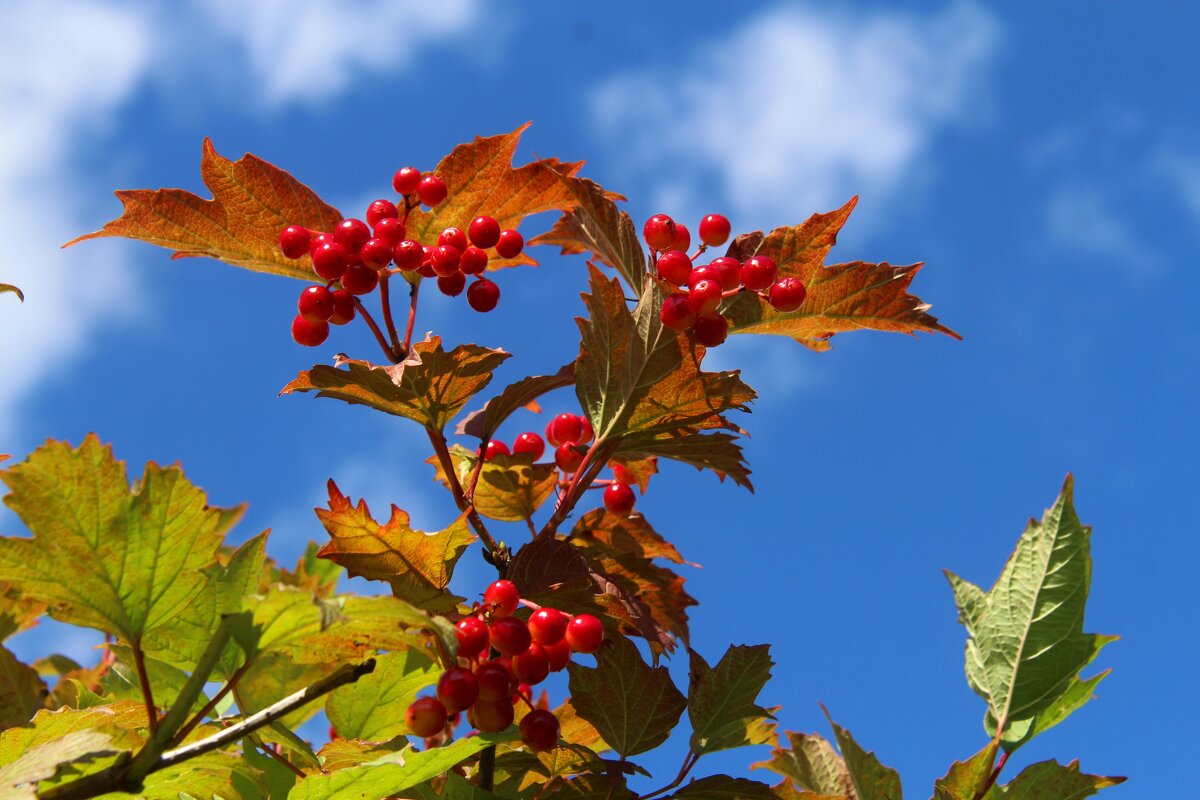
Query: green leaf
933,740,998,800
290,594,457,666
326,649,440,741
142,750,267,799
0,284,22,303
456,364,576,441
824,709,902,800
529,172,647,290
688,645,775,755
0,583,45,641
753,731,848,796
945,476,1114,749
0,646,45,728
217,531,269,615
102,646,208,714
315,481,474,612
983,760,1124,799
0,730,115,798
429,446,558,523
567,635,686,758
0,436,225,643
290,733,512,800
281,335,510,431
236,651,333,730
672,775,778,800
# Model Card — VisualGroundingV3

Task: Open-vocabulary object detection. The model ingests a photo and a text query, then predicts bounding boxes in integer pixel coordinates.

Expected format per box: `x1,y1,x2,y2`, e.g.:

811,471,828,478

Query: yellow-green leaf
752,731,847,797
0,284,22,303
429,446,558,523
824,709,902,800
688,645,775,755
326,649,440,741
984,760,1124,799
933,740,998,800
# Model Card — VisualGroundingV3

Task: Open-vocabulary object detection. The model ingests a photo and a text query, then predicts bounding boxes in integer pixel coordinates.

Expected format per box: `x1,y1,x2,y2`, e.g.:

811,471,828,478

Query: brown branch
539,439,616,539
169,660,250,747
639,750,699,800
425,426,500,556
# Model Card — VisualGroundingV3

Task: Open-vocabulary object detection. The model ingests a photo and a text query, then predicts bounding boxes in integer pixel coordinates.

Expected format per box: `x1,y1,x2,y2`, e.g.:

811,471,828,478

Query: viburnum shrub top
17,124,1119,800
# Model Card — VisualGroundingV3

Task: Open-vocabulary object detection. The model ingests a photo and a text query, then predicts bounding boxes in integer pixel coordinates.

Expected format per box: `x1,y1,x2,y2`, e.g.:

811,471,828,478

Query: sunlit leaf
721,198,959,350
567,635,686,758
0,583,45,641
102,646,208,714
456,364,575,441
316,480,474,612
141,750,266,799
605,455,659,494
0,730,115,799
0,436,225,643
326,649,440,741
268,541,342,598
282,335,509,431
945,475,1114,750
428,446,557,523
824,709,902,800
405,124,591,270
688,645,775,755
66,138,342,280
933,740,998,800
752,731,848,797
984,760,1124,799
572,509,691,565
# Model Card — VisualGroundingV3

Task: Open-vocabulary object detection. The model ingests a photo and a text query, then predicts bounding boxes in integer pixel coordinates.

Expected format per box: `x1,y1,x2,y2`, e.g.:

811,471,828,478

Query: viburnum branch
130,641,159,733
154,615,235,750
972,749,1010,800
403,279,421,353
425,426,500,556
250,734,307,779
378,272,403,354
539,439,616,538
169,657,250,747
639,750,700,800
352,297,400,363
40,659,376,800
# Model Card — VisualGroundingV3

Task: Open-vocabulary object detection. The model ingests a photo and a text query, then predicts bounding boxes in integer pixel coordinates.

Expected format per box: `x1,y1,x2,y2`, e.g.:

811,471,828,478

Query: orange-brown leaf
427,446,558,523
315,481,474,612
280,334,509,431
604,455,659,495
405,124,590,270
66,139,342,280
723,198,960,349
572,509,692,566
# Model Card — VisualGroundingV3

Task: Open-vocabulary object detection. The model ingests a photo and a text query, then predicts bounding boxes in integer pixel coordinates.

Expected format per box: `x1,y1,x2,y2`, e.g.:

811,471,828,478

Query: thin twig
640,750,699,800
426,426,500,555
251,734,308,779
170,660,250,746
403,280,421,353
131,642,158,733
378,273,403,354
538,440,615,539
972,749,1009,800
353,297,399,363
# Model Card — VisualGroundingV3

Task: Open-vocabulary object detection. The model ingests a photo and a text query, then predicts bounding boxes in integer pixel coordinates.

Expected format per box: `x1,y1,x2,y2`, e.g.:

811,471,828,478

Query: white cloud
1153,149,1200,223
197,0,482,106
1045,185,1158,276
589,1,999,229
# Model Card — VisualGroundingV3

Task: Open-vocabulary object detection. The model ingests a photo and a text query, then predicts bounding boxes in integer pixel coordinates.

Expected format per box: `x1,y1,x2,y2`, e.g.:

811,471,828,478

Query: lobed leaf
753,732,848,797
572,508,691,565
824,709,903,800
0,436,225,643
456,364,576,441
671,775,779,800
0,583,45,641
326,649,440,741
0,730,115,798
66,138,342,280
282,335,509,431
567,635,686,758
316,480,474,612
529,172,647,288
933,740,998,800
984,760,1124,799
0,646,46,728
722,198,959,350
945,476,1114,749
428,447,558,523
688,645,776,755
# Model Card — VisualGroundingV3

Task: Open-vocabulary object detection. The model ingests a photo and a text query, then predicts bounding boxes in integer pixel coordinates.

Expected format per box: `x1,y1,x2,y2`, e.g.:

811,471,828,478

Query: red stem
170,661,250,746
425,427,500,555
132,642,158,732
353,298,399,363
403,280,421,353
378,273,403,354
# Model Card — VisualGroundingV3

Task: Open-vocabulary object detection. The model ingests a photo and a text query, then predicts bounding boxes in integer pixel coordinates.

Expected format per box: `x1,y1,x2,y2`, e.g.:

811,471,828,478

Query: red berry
366,199,398,228
643,214,677,251
417,262,436,278
333,219,371,253
438,272,466,297
656,250,692,286
687,278,723,315
483,440,510,460
555,443,584,473
670,222,691,253
512,432,545,461
342,262,379,295
329,290,356,325
545,413,584,447
692,313,729,347
438,227,469,252
495,229,524,259
512,642,550,685
544,637,571,671
468,215,501,249
528,608,568,646
291,315,329,347
437,667,480,714
459,246,489,275
359,237,393,269
470,698,515,733
661,293,697,331
309,232,333,250
490,617,532,656
476,660,514,702
740,256,778,291
519,709,560,752
484,580,520,617
372,216,405,244
577,416,594,445
768,277,807,312
431,245,461,276
393,239,424,271
406,697,447,737
565,614,604,654
708,257,742,291
698,214,731,247
456,616,489,659
467,278,500,312
604,483,636,516
418,175,447,207
279,225,311,259
392,166,422,195
298,285,334,322
311,241,348,281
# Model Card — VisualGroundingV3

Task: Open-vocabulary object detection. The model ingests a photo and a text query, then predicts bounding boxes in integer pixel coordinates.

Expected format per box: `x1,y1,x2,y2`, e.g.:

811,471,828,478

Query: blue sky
2,0,1196,795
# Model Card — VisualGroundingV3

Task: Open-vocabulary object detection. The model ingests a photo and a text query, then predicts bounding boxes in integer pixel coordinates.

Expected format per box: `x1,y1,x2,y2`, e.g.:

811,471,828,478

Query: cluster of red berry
645,213,807,347
278,166,523,347
405,579,604,752
480,413,640,516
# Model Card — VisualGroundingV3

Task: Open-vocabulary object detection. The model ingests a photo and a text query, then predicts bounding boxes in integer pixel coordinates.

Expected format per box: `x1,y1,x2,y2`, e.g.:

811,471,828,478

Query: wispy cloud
588,1,999,230
1152,148,1200,224
1045,185,1159,275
